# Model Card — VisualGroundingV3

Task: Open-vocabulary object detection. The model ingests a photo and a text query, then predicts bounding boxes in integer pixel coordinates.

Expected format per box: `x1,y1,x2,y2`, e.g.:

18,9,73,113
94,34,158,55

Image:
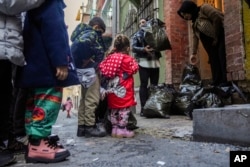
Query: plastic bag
172,92,193,117
179,64,202,94
143,84,175,118
172,64,202,119
143,18,172,51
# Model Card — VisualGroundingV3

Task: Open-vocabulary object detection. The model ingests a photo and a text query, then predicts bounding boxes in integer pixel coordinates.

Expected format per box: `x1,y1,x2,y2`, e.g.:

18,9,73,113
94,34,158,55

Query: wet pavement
12,108,250,167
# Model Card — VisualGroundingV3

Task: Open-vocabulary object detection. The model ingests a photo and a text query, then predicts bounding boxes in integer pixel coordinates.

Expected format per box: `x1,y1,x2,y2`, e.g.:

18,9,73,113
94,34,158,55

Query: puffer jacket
0,0,45,66
71,23,106,69
132,29,161,59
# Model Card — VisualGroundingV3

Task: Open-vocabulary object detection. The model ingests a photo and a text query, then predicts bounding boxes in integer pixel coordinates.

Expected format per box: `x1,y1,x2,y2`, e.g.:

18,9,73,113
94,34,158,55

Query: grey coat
0,0,45,65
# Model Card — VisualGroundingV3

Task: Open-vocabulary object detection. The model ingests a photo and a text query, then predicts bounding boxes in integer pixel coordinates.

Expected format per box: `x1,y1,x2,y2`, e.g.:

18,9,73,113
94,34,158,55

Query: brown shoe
25,137,70,163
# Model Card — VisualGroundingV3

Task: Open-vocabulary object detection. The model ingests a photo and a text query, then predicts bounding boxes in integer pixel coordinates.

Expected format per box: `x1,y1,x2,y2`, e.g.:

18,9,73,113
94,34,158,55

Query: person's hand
144,45,154,52
56,66,68,80
189,54,198,65
100,87,107,100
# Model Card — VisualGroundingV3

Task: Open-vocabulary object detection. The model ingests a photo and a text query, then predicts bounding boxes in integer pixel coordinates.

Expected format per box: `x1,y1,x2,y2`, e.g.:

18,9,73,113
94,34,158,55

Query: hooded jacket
0,0,45,66
71,23,106,69
16,0,79,88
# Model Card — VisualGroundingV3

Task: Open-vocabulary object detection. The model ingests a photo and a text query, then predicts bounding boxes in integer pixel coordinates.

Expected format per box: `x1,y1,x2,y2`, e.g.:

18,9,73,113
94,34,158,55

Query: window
122,0,156,38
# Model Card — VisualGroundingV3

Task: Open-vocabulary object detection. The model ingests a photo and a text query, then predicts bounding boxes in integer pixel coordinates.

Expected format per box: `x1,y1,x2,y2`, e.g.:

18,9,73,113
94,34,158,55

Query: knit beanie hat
89,17,106,32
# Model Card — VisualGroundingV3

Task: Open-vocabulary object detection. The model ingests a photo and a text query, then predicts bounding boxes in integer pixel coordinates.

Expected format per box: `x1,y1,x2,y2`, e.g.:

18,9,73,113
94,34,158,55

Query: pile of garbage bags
143,64,246,119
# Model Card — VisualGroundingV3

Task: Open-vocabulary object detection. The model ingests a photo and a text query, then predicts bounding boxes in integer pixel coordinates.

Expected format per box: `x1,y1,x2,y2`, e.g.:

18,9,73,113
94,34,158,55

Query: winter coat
0,0,45,65
192,4,224,54
99,53,139,109
71,23,106,69
16,0,79,88
132,29,161,60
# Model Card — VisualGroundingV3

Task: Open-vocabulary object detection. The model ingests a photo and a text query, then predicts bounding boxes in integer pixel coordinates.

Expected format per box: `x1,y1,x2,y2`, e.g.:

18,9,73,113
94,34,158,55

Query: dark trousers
0,60,13,141
9,88,28,138
200,31,227,85
138,66,159,111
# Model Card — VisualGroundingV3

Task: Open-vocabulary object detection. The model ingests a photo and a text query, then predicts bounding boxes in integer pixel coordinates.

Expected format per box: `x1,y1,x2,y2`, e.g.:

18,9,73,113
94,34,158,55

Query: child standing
99,34,139,138
64,97,73,118
15,0,79,164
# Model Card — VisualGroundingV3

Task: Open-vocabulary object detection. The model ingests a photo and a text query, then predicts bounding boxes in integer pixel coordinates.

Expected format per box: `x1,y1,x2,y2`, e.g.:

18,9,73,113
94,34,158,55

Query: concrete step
193,104,250,146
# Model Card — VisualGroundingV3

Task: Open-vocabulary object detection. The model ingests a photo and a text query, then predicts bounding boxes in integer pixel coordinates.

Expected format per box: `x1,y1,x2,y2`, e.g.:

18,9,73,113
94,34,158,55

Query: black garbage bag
143,18,172,51
172,92,194,117
191,87,224,108
179,64,202,94
143,84,175,118
181,64,201,85
172,64,202,119
127,112,138,130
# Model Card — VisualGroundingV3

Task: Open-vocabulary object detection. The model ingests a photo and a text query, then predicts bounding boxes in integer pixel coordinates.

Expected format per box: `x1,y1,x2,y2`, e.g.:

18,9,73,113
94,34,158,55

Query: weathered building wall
224,0,245,82
224,0,250,95
164,0,189,84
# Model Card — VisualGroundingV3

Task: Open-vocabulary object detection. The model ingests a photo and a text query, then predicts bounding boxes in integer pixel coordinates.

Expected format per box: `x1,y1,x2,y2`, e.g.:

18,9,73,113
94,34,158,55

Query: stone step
193,104,250,146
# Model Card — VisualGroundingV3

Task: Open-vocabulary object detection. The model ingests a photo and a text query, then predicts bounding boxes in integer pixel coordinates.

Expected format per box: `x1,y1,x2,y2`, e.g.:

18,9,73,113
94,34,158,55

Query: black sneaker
0,151,16,166
7,139,27,155
84,125,107,138
140,112,144,117
77,125,85,137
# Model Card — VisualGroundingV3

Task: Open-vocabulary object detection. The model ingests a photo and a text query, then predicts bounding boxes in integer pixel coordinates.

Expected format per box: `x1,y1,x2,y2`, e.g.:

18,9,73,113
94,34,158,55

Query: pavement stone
10,92,250,167
11,109,250,167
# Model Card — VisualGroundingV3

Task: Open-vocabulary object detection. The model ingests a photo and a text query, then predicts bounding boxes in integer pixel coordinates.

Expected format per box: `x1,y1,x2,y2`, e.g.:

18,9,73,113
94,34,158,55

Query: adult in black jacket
132,18,161,117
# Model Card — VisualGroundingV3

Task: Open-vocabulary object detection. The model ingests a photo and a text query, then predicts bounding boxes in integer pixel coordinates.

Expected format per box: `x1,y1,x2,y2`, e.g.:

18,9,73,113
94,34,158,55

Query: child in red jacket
99,34,139,138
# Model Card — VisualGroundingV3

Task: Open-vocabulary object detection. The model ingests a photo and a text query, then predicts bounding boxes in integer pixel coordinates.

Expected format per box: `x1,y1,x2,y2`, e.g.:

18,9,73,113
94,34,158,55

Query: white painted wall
64,0,87,43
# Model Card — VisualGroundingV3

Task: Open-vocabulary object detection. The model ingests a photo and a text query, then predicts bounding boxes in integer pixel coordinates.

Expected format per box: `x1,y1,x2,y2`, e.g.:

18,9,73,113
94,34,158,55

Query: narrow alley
12,109,250,167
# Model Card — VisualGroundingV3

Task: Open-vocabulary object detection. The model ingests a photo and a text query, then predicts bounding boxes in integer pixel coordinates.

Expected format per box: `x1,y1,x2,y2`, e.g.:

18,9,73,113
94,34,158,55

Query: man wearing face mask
71,17,107,137
132,18,162,117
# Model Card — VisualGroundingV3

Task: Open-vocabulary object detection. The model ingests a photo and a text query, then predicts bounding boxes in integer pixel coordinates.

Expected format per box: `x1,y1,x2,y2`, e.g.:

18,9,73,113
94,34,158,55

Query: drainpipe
112,0,119,37
101,0,110,22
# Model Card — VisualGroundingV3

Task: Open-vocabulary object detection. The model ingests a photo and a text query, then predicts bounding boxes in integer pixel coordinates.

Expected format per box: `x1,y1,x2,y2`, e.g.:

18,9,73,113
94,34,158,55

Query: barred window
122,0,156,38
